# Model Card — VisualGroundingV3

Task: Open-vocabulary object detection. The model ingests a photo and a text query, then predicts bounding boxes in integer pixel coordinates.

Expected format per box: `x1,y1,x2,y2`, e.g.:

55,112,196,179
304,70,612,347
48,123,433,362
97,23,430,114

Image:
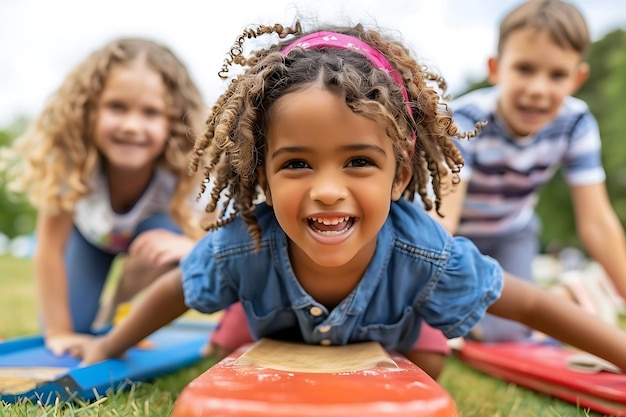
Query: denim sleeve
180,233,239,314
419,236,504,338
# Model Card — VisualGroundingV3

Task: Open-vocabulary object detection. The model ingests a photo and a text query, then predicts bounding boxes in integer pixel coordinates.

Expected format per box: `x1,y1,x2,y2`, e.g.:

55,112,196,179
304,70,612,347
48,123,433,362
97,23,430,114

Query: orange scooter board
454,340,626,417
172,338,458,417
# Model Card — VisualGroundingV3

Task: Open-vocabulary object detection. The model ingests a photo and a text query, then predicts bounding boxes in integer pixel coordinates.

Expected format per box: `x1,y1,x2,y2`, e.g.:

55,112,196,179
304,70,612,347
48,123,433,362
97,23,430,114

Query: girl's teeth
308,216,353,235
310,216,350,225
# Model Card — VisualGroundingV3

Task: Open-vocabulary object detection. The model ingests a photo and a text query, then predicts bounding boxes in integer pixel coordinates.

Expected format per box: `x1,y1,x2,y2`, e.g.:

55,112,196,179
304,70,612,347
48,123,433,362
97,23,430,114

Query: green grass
0,256,37,338
0,255,621,416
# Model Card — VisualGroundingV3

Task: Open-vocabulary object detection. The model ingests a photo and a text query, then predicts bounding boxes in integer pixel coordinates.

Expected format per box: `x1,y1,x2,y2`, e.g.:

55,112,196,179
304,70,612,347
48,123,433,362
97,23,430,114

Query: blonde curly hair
188,22,483,248
4,37,205,236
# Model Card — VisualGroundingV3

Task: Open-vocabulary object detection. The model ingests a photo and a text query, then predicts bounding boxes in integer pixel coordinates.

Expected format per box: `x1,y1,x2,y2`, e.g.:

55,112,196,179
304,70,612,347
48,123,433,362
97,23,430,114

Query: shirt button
309,306,323,317
318,325,331,333
320,339,332,346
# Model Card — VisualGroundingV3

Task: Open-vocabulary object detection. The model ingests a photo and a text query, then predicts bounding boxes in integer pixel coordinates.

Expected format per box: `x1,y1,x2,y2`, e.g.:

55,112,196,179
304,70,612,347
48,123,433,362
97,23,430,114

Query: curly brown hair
188,22,482,248
5,37,206,236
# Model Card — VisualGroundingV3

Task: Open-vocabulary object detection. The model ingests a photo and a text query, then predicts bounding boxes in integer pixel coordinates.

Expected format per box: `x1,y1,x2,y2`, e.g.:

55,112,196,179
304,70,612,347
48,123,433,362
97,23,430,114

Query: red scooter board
171,338,458,417
454,340,626,416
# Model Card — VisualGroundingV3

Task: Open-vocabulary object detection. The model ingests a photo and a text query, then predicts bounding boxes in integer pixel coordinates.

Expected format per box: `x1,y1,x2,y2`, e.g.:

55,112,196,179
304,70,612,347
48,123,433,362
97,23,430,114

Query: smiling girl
79,24,626,376
4,38,206,356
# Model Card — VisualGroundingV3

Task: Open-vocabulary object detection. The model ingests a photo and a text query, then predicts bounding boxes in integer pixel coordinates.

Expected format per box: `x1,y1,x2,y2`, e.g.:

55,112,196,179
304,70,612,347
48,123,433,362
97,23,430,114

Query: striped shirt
450,87,605,236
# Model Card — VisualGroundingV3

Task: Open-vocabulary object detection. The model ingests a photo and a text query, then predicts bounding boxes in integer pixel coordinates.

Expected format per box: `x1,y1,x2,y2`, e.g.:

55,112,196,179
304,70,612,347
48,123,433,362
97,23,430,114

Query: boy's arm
428,179,467,234
570,182,626,299
80,267,189,364
488,272,626,371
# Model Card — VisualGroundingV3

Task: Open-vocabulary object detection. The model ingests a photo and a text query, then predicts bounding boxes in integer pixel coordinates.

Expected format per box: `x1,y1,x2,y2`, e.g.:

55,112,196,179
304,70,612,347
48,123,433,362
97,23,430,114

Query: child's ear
391,164,412,201
487,56,499,85
256,166,272,206
570,61,590,94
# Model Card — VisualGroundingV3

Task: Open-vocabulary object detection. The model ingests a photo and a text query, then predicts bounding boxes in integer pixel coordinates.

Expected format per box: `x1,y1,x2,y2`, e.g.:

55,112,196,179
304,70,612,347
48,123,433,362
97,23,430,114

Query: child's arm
428,180,467,234
33,211,91,355
128,229,197,268
570,182,626,299
488,272,626,370
79,267,189,365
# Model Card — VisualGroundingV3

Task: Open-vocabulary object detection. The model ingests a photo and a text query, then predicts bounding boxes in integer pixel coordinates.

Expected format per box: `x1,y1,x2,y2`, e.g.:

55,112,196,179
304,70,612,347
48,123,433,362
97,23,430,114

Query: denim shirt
181,199,503,352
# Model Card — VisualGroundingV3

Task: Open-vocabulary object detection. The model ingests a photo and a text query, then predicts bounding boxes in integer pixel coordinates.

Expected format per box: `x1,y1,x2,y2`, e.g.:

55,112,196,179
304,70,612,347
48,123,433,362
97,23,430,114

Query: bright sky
0,0,624,126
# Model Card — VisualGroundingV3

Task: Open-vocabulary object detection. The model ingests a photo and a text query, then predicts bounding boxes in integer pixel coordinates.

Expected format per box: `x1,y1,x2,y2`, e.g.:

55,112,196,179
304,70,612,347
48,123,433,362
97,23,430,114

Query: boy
438,0,626,342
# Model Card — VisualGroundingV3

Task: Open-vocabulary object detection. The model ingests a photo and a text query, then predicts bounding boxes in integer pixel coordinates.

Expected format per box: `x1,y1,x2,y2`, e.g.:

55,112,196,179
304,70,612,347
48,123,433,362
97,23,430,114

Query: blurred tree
0,117,36,238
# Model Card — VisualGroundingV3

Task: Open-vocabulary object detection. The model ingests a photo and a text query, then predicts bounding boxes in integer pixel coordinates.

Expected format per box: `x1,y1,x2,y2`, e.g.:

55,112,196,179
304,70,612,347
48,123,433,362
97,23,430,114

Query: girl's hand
128,229,195,267
201,341,234,361
78,336,115,366
45,332,96,357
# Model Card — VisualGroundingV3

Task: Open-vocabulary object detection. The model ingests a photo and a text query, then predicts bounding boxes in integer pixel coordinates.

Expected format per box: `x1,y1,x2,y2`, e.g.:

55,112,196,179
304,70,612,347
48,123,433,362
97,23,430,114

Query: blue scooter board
0,319,214,405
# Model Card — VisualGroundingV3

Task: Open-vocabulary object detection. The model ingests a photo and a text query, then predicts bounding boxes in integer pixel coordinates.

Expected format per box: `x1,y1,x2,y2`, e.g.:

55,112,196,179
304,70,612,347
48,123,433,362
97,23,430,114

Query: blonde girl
4,38,205,356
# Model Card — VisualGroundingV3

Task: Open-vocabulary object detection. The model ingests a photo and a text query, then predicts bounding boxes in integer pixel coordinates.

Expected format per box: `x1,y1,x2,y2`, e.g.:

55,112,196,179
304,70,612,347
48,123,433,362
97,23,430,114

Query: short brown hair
497,0,590,57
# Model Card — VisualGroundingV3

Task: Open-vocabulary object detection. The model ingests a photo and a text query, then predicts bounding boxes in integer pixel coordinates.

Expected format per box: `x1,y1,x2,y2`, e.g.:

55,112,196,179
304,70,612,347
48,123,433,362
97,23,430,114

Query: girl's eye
281,160,309,170
106,101,126,112
143,107,163,117
346,157,374,168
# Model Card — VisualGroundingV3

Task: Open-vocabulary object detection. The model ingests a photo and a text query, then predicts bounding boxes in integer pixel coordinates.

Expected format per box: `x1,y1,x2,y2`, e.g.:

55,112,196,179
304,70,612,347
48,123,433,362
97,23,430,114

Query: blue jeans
465,216,540,342
63,212,181,333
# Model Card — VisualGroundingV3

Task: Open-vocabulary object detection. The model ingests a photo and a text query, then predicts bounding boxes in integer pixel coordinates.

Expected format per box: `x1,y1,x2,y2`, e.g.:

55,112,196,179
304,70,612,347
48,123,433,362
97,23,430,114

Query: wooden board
454,340,626,417
0,319,215,405
172,339,458,417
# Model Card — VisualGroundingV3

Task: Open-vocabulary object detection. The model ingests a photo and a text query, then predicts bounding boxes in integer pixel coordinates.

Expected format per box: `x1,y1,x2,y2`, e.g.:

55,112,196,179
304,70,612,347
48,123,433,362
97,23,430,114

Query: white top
73,166,177,253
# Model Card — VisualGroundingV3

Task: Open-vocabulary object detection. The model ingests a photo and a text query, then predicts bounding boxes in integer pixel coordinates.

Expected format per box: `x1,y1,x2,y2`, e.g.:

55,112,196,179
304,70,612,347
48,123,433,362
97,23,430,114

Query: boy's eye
515,64,534,75
281,160,309,170
346,157,374,168
550,71,568,81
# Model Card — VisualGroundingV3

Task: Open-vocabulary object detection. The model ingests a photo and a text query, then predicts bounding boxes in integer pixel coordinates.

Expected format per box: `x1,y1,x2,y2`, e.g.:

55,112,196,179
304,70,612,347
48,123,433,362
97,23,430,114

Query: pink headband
282,31,416,153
